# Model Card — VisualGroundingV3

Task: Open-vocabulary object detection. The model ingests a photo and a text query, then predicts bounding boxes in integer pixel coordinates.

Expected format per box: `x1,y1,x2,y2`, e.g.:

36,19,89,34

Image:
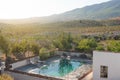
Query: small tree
11,40,27,59
53,40,63,50
12,40,40,59
0,31,11,68
29,43,39,55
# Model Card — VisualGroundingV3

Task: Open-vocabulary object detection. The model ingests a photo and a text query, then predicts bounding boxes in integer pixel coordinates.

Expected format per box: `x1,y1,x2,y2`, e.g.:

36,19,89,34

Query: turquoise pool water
29,60,82,77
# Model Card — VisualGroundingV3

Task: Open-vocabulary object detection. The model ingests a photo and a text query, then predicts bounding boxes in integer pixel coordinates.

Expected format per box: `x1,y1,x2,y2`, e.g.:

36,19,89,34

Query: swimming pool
28,60,82,77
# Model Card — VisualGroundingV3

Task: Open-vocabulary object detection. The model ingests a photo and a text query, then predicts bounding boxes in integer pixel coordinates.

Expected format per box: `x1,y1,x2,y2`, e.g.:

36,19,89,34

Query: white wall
93,51,120,80
11,56,39,69
11,59,29,69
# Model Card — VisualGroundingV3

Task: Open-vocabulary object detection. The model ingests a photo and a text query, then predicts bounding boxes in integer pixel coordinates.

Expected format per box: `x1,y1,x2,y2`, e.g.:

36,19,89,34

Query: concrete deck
81,72,93,80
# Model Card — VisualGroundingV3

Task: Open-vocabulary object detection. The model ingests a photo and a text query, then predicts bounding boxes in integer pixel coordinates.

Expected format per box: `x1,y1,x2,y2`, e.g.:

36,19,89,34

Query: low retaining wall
57,51,82,56
56,51,92,58
6,70,63,80
6,71,46,80
10,56,39,69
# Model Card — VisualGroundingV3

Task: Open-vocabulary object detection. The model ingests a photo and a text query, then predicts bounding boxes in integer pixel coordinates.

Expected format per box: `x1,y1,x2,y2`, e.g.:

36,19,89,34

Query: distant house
93,51,120,80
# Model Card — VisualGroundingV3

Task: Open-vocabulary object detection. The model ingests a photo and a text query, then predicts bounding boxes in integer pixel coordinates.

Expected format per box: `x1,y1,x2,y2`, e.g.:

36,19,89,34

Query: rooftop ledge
93,50,120,54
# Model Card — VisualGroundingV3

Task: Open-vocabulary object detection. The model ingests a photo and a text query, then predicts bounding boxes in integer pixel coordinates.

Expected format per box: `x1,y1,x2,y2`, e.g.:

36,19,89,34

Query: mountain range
0,0,120,24
54,0,120,20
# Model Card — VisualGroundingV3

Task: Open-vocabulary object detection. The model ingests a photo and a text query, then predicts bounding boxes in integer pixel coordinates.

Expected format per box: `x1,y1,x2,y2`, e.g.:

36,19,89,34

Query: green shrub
96,45,104,51
77,39,97,53
107,40,120,52
39,47,50,60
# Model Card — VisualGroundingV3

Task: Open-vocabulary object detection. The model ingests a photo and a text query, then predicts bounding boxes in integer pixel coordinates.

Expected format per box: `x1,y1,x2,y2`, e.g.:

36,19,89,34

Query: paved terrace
64,64,92,80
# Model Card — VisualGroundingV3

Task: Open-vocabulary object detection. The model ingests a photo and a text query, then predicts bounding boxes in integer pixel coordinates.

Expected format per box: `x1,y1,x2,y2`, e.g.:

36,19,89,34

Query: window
100,66,108,78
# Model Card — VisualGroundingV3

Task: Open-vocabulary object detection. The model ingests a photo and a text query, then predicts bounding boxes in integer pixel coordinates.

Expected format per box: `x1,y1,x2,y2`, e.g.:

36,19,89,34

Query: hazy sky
0,0,110,19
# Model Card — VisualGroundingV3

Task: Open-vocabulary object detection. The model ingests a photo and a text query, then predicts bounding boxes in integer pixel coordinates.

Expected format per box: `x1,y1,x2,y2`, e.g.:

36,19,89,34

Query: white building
93,51,120,80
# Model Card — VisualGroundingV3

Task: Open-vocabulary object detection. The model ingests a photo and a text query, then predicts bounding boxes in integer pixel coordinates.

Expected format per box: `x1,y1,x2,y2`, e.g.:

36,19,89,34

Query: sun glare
0,0,56,19
0,0,110,19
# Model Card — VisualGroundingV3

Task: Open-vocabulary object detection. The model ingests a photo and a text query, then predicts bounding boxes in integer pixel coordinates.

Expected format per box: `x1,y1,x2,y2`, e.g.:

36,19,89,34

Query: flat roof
93,50,120,54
